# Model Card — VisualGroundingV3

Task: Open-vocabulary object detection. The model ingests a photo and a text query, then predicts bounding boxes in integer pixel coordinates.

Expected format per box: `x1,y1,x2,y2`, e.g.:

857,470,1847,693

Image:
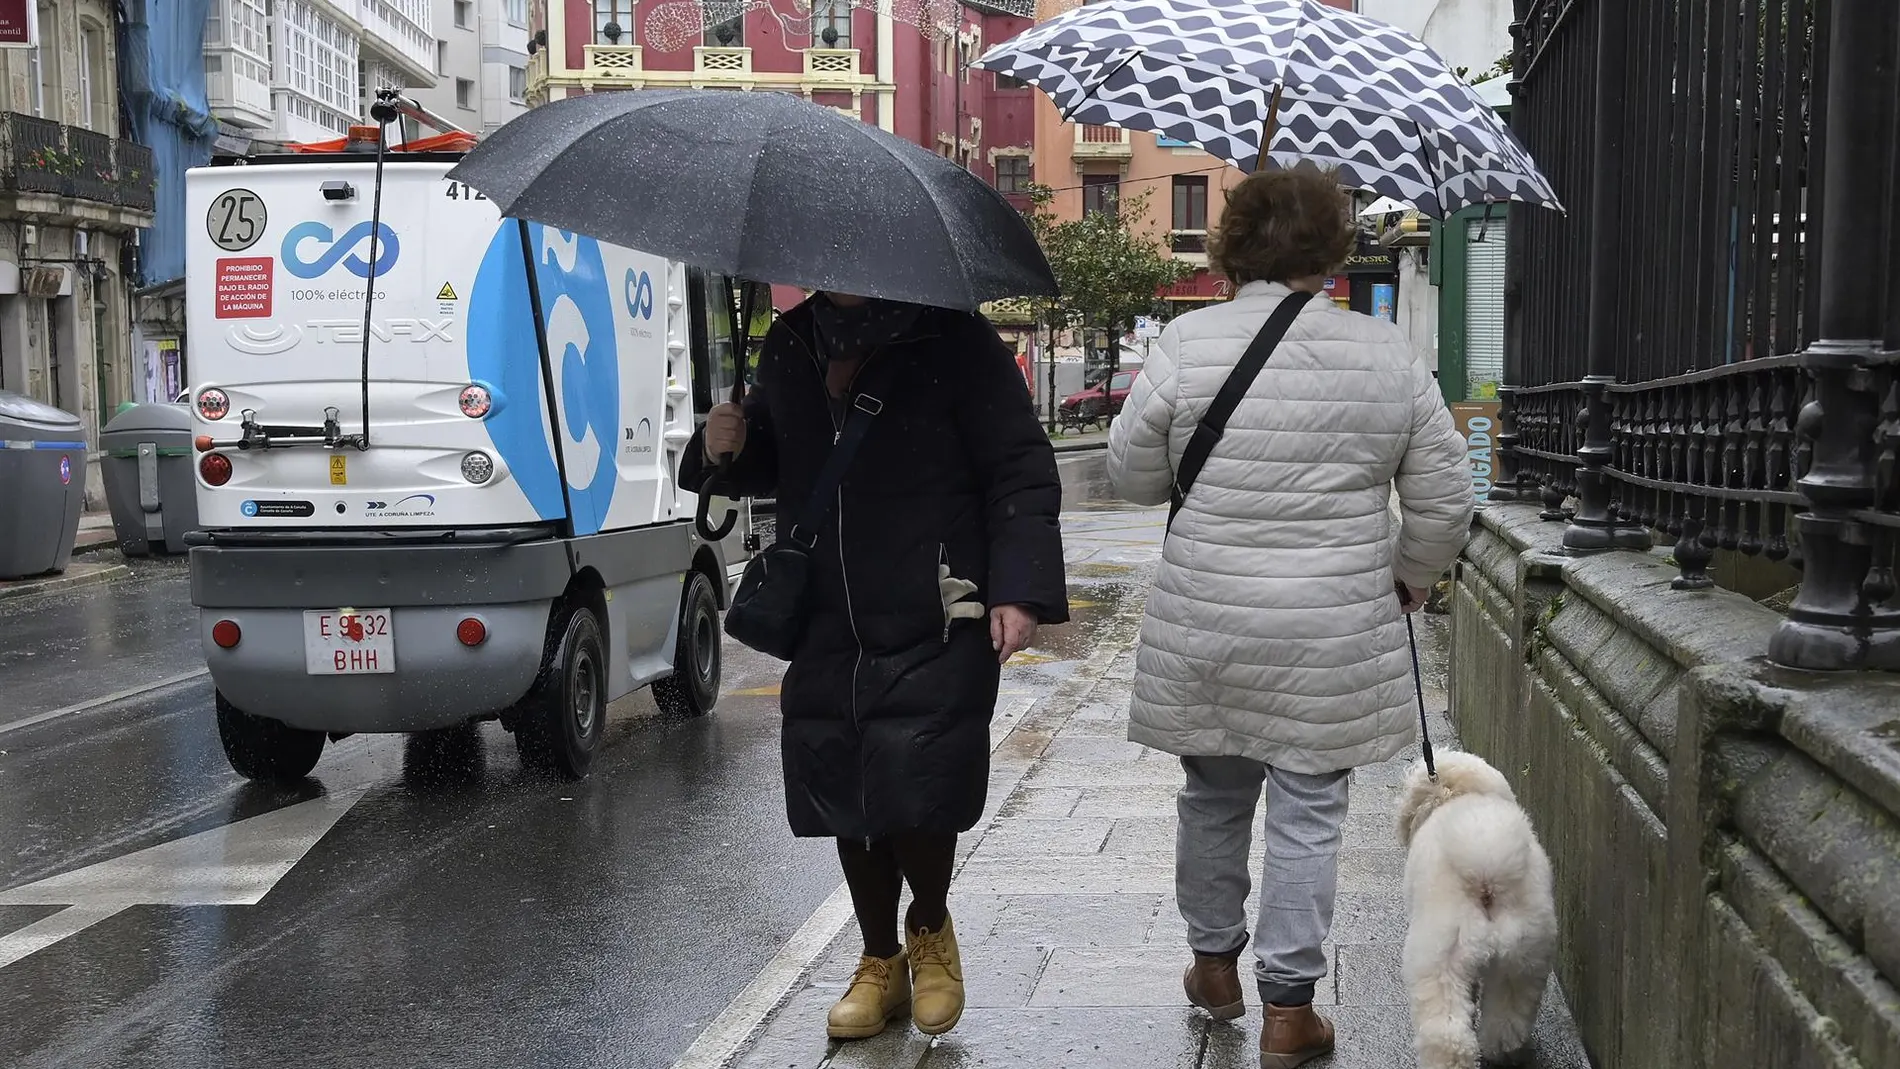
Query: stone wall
1450,504,1900,1069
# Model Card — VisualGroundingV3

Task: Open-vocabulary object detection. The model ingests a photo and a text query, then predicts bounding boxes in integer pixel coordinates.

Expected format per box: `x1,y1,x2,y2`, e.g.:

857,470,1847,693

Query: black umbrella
445,89,1058,311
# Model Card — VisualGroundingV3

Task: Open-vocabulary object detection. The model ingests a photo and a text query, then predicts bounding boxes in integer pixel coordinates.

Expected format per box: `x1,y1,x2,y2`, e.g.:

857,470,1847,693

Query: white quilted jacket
1107,281,1474,774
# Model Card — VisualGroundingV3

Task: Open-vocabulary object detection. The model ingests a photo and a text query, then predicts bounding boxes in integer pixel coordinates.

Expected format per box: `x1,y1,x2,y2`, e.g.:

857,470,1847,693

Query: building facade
525,0,1033,252
0,3,157,505
412,0,530,135
203,0,437,144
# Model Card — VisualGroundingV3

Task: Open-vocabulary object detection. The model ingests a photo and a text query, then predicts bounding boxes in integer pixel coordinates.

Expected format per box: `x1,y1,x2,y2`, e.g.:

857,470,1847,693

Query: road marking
0,787,366,970
726,684,782,697
0,669,210,738
666,688,1044,1069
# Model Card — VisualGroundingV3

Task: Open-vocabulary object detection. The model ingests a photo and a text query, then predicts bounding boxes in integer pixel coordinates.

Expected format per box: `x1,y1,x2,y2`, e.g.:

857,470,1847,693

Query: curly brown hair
1208,168,1358,286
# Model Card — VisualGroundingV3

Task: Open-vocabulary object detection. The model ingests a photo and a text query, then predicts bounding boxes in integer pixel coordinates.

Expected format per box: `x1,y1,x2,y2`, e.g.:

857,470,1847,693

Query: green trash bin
0,389,86,579
100,401,199,556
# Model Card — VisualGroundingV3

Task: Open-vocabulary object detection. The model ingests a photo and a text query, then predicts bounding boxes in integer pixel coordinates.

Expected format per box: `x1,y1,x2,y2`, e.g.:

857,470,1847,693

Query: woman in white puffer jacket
1106,169,1473,1069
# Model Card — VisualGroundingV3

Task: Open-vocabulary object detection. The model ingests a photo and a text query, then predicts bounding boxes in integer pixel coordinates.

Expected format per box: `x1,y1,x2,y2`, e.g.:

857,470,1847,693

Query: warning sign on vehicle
329,455,348,485
214,258,274,319
436,282,457,301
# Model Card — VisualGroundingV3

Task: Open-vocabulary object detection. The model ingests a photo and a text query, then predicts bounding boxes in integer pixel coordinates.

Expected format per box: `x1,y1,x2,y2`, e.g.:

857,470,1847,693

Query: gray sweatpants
1176,755,1351,1006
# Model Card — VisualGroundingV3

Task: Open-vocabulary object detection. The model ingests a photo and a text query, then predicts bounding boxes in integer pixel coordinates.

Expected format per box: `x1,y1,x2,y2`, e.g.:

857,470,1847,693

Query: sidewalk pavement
73,510,118,555
714,507,1592,1069
0,512,128,600
1048,428,1110,453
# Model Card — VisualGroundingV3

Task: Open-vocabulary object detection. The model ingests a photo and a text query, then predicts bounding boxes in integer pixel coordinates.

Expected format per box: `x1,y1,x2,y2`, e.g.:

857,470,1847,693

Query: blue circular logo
241,499,260,517
58,455,70,485
468,222,621,534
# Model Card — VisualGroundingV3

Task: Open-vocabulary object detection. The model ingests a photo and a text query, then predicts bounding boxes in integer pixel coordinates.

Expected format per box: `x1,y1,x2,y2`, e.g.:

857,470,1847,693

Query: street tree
1004,182,1193,428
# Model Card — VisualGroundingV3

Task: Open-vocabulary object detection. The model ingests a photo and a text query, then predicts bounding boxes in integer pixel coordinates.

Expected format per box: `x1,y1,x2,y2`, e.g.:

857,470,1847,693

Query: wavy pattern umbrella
975,0,1561,218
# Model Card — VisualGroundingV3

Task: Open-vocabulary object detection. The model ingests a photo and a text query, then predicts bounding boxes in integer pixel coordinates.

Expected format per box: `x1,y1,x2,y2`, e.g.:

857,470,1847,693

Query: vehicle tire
216,691,326,782
652,570,722,718
513,603,607,780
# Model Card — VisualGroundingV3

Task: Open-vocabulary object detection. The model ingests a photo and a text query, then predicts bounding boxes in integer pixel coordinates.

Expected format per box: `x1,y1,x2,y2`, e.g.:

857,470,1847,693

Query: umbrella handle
695,454,740,542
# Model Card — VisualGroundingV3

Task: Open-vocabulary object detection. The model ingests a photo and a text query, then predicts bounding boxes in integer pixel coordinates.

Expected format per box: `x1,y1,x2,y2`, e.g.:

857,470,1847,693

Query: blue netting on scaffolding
119,0,217,288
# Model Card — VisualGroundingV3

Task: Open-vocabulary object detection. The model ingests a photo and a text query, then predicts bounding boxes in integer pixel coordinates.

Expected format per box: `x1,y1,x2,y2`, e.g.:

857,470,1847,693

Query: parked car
1058,369,1137,429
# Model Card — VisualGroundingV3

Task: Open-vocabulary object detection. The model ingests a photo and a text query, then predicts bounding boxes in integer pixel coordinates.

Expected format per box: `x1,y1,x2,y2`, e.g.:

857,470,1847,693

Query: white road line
0,669,209,738
666,687,1044,1069
0,905,128,970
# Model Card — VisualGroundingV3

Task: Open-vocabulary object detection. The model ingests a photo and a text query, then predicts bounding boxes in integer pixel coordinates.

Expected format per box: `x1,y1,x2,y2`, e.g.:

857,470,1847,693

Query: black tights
836,833,957,959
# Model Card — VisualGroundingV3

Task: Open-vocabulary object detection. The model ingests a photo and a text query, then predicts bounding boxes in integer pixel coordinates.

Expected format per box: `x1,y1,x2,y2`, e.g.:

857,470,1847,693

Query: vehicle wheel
216,691,326,782
652,571,722,718
513,603,607,780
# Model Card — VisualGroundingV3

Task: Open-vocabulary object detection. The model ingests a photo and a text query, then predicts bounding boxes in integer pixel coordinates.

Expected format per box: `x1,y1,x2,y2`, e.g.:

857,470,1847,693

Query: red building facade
526,0,1034,196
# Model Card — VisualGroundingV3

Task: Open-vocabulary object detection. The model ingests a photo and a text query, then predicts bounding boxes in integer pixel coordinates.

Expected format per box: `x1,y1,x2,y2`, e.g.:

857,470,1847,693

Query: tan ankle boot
826,952,910,1040
1260,1002,1335,1069
1184,950,1246,1020
907,915,965,1036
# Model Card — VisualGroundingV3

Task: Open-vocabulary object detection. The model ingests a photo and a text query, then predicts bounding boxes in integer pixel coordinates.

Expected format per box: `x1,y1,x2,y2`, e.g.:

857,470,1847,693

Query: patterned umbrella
974,0,1562,218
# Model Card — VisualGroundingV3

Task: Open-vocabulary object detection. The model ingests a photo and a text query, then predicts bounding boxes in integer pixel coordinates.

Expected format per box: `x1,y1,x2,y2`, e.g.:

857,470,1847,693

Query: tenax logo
282,220,400,280
468,223,622,535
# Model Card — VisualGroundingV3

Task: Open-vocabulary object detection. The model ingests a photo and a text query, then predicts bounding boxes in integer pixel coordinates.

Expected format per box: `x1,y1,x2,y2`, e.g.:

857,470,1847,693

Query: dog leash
1406,613,1437,781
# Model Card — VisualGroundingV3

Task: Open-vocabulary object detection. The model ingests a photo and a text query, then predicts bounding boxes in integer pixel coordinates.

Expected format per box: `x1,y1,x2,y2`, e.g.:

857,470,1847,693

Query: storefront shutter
1464,216,1508,400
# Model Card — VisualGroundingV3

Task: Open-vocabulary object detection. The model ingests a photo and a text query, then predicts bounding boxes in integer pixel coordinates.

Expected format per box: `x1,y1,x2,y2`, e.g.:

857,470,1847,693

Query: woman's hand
990,604,1038,664
1397,582,1431,614
704,403,747,460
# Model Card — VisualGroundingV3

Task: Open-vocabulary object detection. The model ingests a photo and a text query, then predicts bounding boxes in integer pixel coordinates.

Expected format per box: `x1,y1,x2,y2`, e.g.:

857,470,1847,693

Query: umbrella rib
857,133,977,306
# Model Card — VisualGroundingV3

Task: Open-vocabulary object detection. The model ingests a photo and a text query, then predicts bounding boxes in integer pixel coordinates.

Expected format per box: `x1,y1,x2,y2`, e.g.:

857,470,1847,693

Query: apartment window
507,0,527,27
994,156,1030,195
1082,174,1119,219
595,0,633,43
508,66,527,102
31,3,55,118
453,0,471,29
80,21,110,130
705,12,743,47
279,0,360,130
456,78,474,109
811,0,850,48
995,72,1028,91
436,39,448,74
1172,175,1209,232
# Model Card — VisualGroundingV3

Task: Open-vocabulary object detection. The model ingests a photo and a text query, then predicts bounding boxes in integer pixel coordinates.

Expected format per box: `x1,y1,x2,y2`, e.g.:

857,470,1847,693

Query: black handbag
1168,290,1316,528
723,389,886,660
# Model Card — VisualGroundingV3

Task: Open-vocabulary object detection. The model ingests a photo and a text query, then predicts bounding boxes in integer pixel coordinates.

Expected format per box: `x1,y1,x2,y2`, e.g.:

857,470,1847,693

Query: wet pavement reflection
0,452,1142,1069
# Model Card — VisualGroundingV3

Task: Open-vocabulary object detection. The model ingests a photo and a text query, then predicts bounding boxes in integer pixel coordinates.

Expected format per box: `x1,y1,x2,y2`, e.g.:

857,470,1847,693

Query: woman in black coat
682,292,1068,1041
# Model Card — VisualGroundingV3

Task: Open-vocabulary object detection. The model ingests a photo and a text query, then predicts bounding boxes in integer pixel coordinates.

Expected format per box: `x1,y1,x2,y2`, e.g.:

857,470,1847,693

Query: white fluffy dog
1394,751,1558,1069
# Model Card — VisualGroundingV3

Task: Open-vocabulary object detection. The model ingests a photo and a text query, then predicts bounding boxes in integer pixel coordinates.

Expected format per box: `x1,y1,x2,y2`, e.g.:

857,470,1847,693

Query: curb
1050,440,1109,454
0,562,131,602
69,537,120,558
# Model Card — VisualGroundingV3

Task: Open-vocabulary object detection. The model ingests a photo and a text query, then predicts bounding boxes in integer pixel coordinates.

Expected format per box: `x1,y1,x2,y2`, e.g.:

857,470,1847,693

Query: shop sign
1450,401,1501,503
1158,268,1232,301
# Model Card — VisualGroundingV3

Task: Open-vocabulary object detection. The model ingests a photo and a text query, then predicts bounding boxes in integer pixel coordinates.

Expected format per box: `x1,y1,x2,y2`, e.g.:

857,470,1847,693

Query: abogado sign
0,0,35,47
1449,401,1502,504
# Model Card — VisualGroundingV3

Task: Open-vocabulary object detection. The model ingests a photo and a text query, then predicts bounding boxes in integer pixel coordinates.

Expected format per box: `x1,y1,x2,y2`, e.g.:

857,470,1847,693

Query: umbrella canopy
1358,195,1413,218
974,0,1561,218
446,89,1057,311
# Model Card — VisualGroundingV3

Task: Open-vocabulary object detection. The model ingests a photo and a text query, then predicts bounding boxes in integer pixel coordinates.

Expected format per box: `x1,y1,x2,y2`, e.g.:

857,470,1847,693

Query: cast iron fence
0,111,160,211
1496,0,1900,670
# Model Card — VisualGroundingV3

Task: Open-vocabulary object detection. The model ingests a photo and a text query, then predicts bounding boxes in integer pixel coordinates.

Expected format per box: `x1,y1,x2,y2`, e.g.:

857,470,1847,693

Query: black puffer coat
682,300,1068,841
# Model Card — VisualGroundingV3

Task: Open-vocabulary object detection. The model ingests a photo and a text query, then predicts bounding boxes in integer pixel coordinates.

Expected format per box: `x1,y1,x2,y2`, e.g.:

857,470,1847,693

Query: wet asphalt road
0,453,1128,1069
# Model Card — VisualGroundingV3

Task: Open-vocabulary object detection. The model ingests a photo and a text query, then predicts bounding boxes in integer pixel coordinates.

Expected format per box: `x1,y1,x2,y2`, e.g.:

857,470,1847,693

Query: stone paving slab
717,508,1593,1069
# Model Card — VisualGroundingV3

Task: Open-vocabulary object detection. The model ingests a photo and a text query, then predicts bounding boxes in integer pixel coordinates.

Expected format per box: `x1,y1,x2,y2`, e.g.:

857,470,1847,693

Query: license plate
303,608,395,674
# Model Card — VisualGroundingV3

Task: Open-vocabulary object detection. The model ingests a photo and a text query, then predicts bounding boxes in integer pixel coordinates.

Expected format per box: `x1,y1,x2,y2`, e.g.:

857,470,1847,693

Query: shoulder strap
1169,290,1316,527
786,390,885,548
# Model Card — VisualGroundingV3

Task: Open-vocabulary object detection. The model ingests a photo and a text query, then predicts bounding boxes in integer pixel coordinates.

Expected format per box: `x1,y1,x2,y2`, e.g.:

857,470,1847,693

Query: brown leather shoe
1260,1003,1335,1069
1183,951,1246,1020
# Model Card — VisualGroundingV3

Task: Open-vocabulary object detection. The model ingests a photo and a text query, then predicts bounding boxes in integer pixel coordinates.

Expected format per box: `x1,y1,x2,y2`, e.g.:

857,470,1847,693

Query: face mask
813,294,924,361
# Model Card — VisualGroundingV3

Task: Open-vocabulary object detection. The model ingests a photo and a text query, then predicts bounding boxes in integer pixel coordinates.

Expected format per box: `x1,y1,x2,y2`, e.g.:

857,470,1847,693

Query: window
456,78,474,109
994,155,1030,195
995,72,1028,91
1082,174,1119,219
1172,175,1209,232
32,4,55,118
705,11,743,47
508,65,527,102
79,22,109,131
278,0,361,132
811,0,850,48
436,39,448,74
1110,371,1135,391
453,0,470,29
507,0,527,27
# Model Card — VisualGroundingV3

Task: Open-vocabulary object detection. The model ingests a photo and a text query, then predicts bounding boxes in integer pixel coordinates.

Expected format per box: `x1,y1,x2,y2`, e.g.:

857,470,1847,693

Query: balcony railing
1074,124,1132,158
803,48,861,77
0,113,155,212
584,43,642,75
694,47,752,76
1170,230,1208,255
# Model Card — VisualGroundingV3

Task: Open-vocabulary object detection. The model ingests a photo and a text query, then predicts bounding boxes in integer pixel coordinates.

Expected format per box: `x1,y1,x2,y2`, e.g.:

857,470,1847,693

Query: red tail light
212,620,242,649
456,617,487,647
200,452,233,486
